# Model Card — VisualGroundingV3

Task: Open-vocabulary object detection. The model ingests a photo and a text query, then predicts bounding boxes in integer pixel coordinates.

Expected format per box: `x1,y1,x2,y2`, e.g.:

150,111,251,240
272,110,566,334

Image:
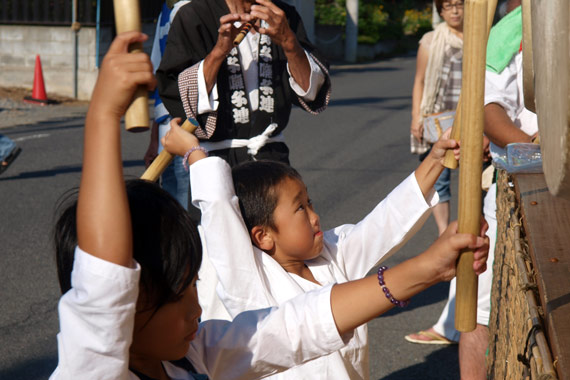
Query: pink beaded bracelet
183,146,208,171
377,266,409,308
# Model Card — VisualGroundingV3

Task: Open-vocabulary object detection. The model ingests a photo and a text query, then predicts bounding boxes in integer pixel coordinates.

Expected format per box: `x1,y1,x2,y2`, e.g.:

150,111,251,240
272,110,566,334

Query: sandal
0,146,21,175
404,329,456,345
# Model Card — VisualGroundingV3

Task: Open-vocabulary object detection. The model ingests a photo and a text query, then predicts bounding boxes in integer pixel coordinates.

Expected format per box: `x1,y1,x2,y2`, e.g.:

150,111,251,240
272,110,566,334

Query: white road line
13,133,50,142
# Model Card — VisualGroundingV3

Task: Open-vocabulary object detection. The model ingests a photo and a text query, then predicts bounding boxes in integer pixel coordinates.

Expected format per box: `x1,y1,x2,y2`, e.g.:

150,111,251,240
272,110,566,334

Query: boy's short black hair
231,160,303,232
54,179,202,310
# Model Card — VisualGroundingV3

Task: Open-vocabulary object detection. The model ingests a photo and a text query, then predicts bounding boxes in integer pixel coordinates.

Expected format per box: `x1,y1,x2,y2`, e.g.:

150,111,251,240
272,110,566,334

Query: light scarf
420,22,463,118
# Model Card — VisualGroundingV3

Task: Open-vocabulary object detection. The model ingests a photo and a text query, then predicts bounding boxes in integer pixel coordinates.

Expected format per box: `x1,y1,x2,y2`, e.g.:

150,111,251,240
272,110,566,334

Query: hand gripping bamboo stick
140,119,198,182
113,0,150,132
454,0,488,332
443,0,497,169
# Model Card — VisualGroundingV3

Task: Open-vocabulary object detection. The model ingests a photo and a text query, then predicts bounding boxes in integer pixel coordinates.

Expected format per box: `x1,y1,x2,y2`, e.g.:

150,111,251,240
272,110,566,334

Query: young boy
51,30,489,380
163,118,462,379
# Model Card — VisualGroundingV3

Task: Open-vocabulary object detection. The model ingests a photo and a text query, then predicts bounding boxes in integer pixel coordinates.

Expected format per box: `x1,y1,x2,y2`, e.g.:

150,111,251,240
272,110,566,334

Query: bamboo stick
113,0,150,132
454,0,488,332
443,0,497,169
140,119,198,182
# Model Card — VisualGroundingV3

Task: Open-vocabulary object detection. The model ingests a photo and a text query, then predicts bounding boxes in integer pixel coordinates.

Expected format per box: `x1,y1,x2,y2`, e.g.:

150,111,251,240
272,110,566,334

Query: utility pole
345,0,358,62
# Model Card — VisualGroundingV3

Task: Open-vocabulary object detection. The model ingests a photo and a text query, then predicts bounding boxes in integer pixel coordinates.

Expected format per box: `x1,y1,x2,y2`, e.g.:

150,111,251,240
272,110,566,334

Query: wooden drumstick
140,119,198,182
454,0,488,332
443,0,497,169
113,0,150,132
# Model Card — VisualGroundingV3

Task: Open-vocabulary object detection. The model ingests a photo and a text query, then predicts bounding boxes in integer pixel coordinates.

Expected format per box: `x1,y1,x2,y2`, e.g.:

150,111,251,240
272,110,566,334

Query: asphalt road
0,55,460,379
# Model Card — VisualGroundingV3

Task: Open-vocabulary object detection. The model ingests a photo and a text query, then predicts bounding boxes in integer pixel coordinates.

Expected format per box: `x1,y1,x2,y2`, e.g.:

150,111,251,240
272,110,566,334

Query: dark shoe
0,146,22,175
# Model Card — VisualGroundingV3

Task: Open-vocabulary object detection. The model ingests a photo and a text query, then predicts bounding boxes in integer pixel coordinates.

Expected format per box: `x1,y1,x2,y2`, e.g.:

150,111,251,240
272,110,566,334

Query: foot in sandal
404,327,456,345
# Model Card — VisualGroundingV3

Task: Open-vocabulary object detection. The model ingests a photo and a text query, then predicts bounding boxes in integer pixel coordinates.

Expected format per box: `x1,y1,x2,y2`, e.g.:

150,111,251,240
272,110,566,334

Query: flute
233,19,257,46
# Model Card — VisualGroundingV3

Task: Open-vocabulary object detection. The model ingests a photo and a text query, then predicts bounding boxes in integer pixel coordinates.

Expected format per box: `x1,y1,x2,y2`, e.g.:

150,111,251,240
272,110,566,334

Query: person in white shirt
161,116,490,379
50,31,489,380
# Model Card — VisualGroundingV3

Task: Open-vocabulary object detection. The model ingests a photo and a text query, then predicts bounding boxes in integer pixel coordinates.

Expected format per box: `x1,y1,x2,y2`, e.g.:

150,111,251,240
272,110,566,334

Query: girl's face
268,177,324,262
130,276,202,363
440,1,464,30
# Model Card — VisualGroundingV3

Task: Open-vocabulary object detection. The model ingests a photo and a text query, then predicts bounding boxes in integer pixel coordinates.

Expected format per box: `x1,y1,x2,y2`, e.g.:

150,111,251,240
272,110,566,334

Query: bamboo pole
113,0,150,132
140,119,198,182
443,0,497,169
454,0,488,332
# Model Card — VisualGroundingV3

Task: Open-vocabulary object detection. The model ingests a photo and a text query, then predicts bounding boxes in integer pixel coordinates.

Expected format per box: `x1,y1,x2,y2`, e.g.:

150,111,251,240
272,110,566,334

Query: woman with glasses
406,0,464,345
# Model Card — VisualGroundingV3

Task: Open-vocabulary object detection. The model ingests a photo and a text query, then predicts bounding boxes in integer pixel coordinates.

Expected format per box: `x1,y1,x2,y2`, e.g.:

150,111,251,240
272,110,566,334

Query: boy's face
130,276,202,365
269,177,324,261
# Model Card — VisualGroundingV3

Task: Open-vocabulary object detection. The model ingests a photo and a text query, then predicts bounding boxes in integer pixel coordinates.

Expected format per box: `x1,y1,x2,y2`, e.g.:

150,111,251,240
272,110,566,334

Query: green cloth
486,6,522,74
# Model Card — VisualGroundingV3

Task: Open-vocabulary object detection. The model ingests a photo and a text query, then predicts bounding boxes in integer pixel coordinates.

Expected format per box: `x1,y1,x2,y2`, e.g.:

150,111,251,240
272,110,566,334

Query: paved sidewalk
0,88,88,129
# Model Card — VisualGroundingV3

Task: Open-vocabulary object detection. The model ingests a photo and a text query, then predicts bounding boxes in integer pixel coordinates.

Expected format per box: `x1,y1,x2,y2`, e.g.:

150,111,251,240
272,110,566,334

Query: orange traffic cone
24,55,51,105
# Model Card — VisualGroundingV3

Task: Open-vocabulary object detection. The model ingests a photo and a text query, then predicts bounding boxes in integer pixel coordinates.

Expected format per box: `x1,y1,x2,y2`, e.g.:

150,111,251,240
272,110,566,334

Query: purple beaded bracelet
377,266,409,308
183,146,208,171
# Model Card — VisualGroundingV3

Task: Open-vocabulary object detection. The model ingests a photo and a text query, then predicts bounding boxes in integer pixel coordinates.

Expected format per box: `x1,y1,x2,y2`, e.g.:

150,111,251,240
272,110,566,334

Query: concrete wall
0,1,314,101
0,24,154,100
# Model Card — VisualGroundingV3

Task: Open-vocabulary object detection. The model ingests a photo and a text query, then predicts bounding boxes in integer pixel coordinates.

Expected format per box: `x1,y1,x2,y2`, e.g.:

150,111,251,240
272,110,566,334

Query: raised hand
250,0,297,51
90,31,155,120
161,118,200,157
430,127,460,164
213,13,255,58
161,118,207,166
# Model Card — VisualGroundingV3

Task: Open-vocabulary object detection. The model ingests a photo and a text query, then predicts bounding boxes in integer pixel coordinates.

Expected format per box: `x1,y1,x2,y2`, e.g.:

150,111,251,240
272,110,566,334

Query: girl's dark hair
231,160,302,232
54,179,202,311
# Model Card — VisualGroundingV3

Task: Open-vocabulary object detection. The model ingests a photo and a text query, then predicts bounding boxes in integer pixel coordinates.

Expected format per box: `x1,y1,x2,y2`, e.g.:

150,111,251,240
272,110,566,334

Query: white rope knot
247,123,278,157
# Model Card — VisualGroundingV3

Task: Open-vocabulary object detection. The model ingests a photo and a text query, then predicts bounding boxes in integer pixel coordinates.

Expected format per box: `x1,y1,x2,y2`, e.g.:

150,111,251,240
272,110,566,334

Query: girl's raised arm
76,32,155,267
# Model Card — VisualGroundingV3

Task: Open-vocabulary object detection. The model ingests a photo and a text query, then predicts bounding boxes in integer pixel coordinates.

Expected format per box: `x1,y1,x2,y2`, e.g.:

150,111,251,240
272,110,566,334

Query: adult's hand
411,117,423,141
250,0,297,52
213,13,254,58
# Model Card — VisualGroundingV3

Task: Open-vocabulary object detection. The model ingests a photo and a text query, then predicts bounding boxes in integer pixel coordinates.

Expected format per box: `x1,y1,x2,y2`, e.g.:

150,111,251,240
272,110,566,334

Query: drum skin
531,0,570,198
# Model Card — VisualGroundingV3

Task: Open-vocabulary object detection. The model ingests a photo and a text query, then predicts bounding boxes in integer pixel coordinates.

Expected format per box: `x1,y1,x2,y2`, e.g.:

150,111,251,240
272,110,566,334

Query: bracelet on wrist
183,146,208,171
377,266,409,308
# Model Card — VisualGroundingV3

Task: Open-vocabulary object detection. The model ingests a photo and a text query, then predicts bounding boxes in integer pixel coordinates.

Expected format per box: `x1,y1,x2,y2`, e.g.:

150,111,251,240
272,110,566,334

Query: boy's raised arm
77,32,155,267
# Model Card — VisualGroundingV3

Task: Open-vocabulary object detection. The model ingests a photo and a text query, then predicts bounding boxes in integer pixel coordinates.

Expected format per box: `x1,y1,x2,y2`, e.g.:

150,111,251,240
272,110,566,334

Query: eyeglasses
442,1,464,11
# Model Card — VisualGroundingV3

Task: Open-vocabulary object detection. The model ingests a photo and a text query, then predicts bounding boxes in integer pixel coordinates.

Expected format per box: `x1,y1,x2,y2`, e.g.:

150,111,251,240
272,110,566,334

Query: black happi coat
156,0,330,164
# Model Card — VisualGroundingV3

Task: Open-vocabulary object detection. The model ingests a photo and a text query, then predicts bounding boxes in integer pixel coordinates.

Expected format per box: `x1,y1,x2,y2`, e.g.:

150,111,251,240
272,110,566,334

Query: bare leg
432,201,450,236
459,324,489,380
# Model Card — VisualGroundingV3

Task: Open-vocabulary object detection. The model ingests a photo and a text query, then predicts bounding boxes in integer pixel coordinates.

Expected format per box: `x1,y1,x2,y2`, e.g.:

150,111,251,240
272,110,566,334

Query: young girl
162,117,489,379
50,31,488,380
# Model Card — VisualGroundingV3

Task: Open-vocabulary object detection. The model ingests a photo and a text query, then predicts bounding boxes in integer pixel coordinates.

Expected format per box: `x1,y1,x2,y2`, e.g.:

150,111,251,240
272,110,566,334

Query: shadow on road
331,66,400,75
378,345,460,380
0,160,144,181
328,95,411,108
1,355,57,380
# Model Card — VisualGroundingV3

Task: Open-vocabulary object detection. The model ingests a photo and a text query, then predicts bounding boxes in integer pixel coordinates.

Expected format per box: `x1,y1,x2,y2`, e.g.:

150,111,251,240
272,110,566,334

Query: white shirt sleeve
484,56,520,120
197,60,219,114
187,284,348,379
50,247,140,380
191,157,276,316
287,50,326,102
328,173,439,279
